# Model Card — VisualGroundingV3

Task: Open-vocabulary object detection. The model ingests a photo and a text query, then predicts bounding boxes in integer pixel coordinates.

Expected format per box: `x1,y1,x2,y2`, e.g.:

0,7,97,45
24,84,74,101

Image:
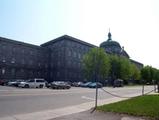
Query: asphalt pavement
0,85,154,120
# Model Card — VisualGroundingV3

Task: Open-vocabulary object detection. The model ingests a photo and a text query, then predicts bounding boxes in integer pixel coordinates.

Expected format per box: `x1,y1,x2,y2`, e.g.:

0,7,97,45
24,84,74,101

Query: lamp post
95,69,98,109
142,79,145,95
95,48,100,109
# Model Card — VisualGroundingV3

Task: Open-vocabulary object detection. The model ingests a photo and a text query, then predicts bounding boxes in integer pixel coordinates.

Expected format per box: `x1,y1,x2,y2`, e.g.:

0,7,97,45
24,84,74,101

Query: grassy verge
97,95,159,119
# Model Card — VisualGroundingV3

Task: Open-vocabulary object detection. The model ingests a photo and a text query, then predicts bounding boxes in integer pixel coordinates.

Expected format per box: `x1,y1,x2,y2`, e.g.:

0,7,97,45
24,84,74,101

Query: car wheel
39,85,43,88
24,84,29,88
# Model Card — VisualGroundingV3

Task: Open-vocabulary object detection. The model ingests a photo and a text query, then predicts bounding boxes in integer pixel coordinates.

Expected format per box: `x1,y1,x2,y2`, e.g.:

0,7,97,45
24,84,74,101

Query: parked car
50,81,71,89
18,78,46,88
1,80,10,86
80,82,93,87
72,82,84,87
13,80,25,87
7,80,17,86
113,79,124,87
45,82,51,88
0,80,5,86
88,82,103,88
7,79,24,87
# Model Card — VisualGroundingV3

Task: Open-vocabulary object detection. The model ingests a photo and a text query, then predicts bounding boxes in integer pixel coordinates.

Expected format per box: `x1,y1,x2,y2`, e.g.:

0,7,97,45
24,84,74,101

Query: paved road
0,85,154,118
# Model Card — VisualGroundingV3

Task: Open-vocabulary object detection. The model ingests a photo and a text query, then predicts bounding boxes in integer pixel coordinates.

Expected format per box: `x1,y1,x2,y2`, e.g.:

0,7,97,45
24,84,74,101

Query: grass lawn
97,95,159,119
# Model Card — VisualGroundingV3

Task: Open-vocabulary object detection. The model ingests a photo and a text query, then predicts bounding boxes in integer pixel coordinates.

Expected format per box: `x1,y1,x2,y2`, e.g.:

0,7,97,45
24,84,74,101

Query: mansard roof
130,59,143,66
0,36,42,49
41,35,97,47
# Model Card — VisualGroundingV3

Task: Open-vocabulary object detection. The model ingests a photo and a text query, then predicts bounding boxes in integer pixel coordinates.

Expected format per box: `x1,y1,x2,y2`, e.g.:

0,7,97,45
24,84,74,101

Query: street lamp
95,48,100,109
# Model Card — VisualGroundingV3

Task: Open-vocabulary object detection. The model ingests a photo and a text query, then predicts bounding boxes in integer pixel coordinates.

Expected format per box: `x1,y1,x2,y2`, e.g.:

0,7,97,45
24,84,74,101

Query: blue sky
0,0,159,68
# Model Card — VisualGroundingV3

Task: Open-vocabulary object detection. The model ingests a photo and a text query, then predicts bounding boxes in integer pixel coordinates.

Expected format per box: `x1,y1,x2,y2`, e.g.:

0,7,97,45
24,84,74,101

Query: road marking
81,96,95,100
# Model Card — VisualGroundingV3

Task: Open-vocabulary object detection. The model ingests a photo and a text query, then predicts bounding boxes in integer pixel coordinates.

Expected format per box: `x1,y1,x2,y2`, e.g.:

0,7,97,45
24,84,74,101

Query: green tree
154,69,159,81
109,55,133,81
141,66,152,84
130,63,141,80
109,55,121,80
119,56,132,80
82,48,110,82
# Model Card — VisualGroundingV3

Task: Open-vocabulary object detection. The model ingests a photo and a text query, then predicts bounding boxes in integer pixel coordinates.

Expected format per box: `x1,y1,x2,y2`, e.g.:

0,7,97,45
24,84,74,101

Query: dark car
0,80,5,86
51,81,71,89
88,82,103,88
46,82,51,88
114,79,124,87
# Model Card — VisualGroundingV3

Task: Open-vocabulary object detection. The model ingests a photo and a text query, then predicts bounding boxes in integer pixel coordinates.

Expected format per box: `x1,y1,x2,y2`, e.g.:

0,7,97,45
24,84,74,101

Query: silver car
19,78,46,88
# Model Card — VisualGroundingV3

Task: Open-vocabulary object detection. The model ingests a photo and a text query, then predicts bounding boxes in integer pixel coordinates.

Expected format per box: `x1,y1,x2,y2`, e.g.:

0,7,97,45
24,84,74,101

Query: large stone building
0,37,49,81
41,35,96,82
0,33,143,82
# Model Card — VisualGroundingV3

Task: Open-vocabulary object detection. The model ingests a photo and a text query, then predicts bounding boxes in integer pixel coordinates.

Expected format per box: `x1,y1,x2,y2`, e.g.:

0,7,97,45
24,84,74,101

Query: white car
19,78,46,88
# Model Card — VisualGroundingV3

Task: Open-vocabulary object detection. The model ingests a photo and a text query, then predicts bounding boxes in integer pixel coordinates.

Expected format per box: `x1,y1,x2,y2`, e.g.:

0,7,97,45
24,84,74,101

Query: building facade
0,33,143,82
41,35,96,82
0,37,49,81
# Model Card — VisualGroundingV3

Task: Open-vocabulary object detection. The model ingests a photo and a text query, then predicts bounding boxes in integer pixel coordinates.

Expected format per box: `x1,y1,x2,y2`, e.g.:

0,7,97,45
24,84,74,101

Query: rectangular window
68,50,71,56
78,63,81,68
45,64,48,68
21,69,24,72
30,51,33,55
2,58,6,63
57,61,60,66
11,58,15,63
68,61,71,66
78,53,81,59
73,51,76,57
57,72,60,77
22,59,25,64
30,60,33,65
2,45,6,49
38,63,41,67
13,47,16,52
2,68,5,74
11,68,15,76
22,49,25,54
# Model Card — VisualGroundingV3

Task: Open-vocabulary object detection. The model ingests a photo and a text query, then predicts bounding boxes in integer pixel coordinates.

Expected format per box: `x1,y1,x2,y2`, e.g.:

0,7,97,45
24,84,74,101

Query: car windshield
91,83,96,85
85,82,91,85
28,80,34,82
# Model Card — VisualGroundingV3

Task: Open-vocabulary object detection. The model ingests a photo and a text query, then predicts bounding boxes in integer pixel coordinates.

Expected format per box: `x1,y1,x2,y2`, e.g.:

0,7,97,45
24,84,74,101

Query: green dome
100,32,129,58
100,40,121,48
100,32,121,49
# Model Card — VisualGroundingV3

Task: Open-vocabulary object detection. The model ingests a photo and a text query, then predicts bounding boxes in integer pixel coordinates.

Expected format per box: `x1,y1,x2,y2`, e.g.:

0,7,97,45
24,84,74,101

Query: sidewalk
50,109,147,120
